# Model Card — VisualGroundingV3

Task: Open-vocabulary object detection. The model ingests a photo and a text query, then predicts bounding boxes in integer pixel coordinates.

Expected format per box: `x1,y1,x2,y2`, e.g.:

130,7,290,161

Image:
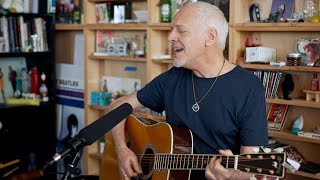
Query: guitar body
100,115,193,180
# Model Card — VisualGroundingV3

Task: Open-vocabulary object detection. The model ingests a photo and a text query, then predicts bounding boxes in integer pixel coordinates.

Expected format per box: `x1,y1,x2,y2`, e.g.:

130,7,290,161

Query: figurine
39,72,48,102
282,73,294,100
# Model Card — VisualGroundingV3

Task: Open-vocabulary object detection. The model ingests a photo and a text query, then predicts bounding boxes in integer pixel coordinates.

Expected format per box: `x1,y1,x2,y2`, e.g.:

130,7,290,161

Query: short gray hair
187,1,229,50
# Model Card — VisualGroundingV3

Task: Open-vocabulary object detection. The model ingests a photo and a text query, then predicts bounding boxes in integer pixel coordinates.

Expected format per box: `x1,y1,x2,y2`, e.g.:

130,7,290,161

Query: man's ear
205,28,217,47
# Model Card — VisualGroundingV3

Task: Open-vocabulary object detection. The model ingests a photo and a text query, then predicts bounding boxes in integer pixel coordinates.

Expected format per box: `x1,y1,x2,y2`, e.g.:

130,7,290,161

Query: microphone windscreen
78,103,133,145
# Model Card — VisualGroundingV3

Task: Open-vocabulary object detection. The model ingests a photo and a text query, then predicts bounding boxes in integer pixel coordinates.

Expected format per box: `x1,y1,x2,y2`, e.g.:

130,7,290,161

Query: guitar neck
154,154,237,170
152,152,286,178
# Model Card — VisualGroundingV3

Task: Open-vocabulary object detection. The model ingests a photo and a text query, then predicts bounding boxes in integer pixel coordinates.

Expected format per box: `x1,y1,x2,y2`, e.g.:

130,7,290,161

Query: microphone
43,103,133,169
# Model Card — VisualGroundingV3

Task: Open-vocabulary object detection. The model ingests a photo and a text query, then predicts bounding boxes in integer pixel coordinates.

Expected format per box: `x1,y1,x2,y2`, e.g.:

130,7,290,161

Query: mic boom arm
43,103,133,170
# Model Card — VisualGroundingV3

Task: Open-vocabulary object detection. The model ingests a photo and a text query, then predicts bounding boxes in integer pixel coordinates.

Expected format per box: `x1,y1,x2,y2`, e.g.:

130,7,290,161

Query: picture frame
0,57,27,102
270,0,294,19
296,38,320,66
267,103,289,130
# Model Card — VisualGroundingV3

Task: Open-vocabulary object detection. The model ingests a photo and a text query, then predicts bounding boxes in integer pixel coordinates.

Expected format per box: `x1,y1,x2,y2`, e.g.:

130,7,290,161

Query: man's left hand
205,149,234,180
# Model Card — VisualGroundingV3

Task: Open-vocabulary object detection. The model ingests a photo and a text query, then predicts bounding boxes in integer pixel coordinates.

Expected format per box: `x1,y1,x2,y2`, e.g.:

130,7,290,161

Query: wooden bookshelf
55,23,84,30
230,1,320,179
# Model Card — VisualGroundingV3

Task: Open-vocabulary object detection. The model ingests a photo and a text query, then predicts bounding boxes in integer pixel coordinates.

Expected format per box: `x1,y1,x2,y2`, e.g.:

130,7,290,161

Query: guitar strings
136,154,278,161
135,157,279,173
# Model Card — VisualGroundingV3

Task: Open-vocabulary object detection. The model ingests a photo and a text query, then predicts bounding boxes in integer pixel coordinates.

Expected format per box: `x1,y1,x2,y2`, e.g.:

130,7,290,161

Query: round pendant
192,103,200,112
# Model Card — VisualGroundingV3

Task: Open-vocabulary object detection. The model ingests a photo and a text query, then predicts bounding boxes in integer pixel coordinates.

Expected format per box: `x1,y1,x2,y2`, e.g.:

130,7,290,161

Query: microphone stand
62,151,82,180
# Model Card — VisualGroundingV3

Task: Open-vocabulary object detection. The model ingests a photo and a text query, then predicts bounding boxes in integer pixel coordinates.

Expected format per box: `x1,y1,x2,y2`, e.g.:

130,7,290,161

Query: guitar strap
249,3,261,22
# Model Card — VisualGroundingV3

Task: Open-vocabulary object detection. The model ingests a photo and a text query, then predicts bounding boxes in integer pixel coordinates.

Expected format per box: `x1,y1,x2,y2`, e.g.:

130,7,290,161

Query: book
296,38,320,66
299,161,320,175
297,131,320,139
95,30,113,54
95,3,109,23
264,142,304,163
267,103,289,130
56,63,85,179
270,0,294,19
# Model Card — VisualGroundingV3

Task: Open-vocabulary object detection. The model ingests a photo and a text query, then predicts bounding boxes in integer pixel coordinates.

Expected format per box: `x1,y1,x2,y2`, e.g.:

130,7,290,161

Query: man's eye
178,30,187,33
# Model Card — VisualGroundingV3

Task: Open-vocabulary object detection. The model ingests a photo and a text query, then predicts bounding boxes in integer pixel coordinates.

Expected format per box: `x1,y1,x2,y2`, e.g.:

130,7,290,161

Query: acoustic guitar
100,115,286,180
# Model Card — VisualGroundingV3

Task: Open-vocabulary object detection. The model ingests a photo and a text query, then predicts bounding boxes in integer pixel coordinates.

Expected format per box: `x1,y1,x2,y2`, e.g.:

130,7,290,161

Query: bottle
21,67,30,94
30,67,40,94
129,35,138,57
291,115,304,135
160,0,172,22
99,138,106,154
72,0,81,24
16,69,23,94
303,0,318,22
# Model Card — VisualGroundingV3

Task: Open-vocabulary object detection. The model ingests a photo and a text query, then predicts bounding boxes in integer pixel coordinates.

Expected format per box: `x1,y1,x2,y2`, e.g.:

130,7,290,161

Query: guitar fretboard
153,154,237,170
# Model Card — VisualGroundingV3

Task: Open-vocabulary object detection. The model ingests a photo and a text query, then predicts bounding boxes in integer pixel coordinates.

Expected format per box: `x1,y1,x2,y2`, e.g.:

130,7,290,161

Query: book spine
2,16,10,52
297,132,320,139
8,17,15,52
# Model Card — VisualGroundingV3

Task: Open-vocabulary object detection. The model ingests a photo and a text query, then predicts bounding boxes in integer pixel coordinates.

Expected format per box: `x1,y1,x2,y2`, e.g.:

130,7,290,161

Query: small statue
39,72,48,102
282,73,294,100
276,4,285,22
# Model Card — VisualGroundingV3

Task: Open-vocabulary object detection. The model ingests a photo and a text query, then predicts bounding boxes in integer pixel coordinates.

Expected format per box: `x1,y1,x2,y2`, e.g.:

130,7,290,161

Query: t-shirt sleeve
239,85,268,147
136,71,167,113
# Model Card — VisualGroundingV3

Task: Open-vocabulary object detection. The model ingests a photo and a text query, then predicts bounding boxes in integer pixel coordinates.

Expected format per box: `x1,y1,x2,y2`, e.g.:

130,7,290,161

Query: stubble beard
173,57,186,68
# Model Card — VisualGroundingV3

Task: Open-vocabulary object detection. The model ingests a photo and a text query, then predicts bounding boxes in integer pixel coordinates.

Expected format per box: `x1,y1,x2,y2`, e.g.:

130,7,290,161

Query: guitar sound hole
139,147,154,180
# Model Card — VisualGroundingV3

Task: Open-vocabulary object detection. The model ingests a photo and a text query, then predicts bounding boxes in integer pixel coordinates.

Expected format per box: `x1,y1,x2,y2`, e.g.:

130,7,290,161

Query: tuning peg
274,147,284,153
253,147,259,154
262,175,267,180
260,147,271,153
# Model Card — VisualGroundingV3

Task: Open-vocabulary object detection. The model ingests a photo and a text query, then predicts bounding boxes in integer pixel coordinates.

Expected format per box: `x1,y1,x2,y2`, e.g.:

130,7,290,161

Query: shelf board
266,98,320,109
0,51,53,57
87,23,147,30
232,22,320,32
286,170,320,179
55,23,84,30
238,61,320,73
89,104,110,111
88,0,145,2
269,130,320,144
89,54,147,62
152,59,173,64
149,23,171,30
89,105,165,122
89,153,103,160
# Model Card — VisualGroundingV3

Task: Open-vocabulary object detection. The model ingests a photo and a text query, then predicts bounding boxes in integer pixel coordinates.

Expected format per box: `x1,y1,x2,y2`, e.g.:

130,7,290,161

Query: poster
267,104,289,130
56,63,84,178
0,57,27,102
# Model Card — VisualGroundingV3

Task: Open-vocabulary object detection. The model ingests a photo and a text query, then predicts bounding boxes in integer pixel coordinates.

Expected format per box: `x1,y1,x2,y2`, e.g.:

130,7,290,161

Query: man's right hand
116,146,142,179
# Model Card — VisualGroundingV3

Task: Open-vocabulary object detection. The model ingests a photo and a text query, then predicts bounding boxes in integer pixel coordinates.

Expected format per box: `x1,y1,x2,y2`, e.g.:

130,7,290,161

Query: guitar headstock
237,152,286,178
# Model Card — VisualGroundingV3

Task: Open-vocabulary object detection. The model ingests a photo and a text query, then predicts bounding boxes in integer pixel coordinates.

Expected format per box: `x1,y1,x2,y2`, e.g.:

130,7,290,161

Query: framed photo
267,104,289,130
0,57,27,102
296,38,320,66
95,3,109,23
270,0,294,19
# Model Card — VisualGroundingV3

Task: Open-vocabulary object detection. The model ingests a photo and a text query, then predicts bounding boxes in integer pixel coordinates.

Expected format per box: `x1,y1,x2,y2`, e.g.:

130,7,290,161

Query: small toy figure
39,72,48,102
282,73,294,100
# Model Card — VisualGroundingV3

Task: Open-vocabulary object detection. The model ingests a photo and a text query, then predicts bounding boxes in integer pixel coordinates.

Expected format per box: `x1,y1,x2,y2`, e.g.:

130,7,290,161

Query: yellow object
5,98,40,106
310,15,320,22
0,159,20,170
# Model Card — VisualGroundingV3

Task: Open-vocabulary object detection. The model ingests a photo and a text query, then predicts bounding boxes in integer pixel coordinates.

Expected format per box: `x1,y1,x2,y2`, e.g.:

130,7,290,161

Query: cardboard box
245,47,276,63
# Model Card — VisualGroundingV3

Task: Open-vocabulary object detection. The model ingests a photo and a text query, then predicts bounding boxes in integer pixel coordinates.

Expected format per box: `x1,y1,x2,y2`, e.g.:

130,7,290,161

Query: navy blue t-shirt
137,66,268,177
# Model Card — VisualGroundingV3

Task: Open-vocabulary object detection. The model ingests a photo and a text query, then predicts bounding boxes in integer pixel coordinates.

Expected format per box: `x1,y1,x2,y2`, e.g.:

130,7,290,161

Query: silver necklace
191,59,225,112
